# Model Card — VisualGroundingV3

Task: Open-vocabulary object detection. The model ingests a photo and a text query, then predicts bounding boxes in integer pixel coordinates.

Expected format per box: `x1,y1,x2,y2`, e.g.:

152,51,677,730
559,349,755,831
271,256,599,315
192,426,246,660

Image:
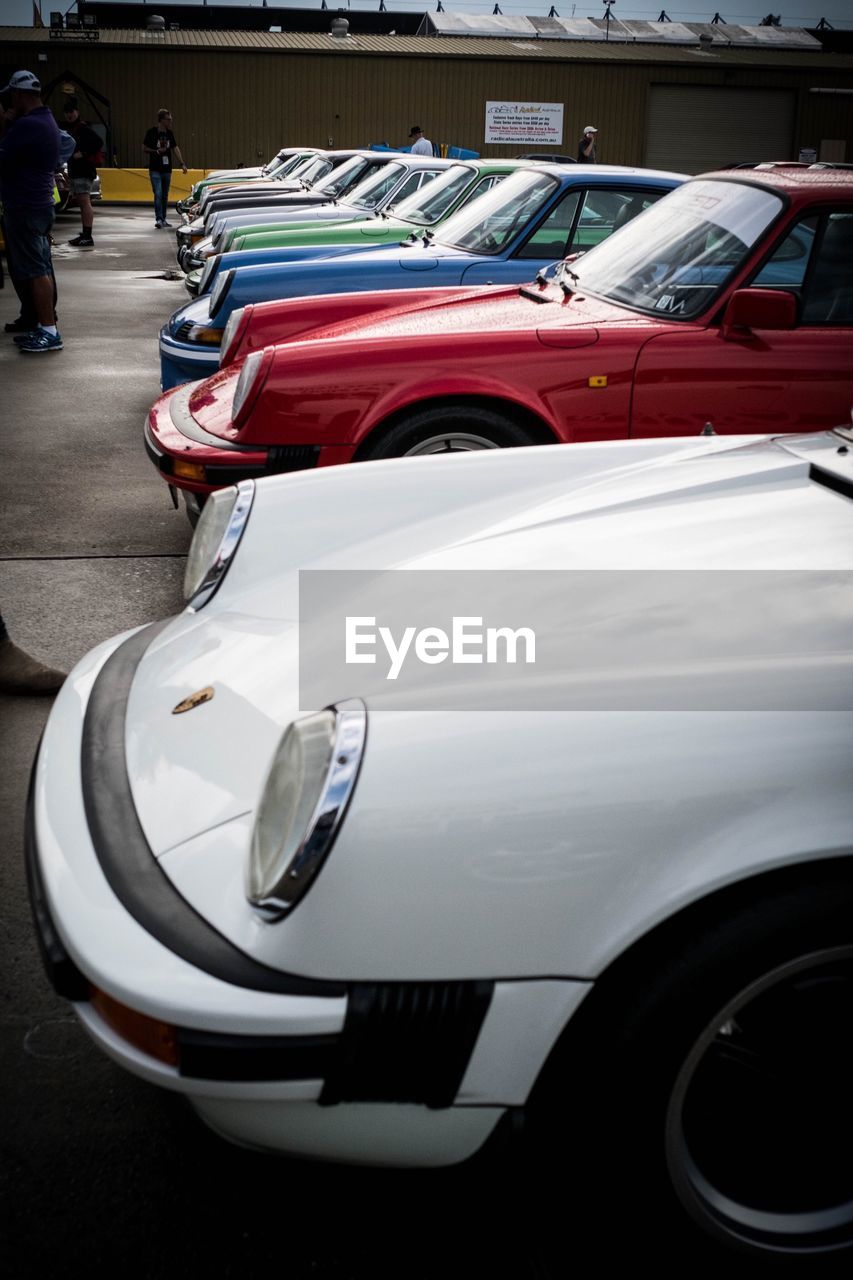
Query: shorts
70,177,94,195
2,207,55,280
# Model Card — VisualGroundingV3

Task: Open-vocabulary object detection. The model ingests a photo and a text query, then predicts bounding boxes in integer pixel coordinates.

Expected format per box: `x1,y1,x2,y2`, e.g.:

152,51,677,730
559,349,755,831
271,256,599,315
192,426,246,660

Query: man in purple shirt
0,70,63,353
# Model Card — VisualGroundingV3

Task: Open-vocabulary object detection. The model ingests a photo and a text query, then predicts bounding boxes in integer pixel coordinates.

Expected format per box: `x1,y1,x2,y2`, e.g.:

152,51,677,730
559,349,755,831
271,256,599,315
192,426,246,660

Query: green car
185,160,527,297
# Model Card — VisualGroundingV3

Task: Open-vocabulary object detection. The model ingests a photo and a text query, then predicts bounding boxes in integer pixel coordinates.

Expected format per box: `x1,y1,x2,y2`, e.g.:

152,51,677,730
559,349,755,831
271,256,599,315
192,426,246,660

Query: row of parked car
29,140,853,1261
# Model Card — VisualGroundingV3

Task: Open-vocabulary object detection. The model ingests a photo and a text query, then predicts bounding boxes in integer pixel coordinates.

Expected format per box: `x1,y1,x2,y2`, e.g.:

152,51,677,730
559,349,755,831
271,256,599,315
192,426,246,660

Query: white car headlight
183,479,255,609
198,255,219,296
208,268,234,319
247,699,367,917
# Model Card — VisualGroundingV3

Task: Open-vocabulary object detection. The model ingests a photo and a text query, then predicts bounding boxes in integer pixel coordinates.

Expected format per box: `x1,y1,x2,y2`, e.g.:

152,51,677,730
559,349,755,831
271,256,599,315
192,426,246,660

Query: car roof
519,162,689,182
698,167,853,199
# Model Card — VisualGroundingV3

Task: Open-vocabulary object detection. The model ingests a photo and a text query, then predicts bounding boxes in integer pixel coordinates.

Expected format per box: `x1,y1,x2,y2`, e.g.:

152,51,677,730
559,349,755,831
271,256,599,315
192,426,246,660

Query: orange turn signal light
172,458,207,483
90,986,179,1067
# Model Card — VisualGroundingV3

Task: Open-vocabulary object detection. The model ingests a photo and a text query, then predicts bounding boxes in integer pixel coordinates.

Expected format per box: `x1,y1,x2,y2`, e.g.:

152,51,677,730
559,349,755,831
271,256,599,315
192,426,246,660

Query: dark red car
145,168,853,520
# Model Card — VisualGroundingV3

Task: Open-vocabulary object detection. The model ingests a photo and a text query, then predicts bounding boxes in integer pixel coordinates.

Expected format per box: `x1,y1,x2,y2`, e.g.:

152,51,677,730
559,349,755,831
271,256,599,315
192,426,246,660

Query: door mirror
721,288,797,338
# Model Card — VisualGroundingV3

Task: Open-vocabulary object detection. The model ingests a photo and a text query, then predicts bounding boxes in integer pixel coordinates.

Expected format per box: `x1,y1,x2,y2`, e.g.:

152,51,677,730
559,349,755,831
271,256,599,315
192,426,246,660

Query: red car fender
350,368,563,451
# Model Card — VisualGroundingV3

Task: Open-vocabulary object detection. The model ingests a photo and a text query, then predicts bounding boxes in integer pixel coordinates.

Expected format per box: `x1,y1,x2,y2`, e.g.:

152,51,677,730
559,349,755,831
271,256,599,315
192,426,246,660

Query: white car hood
125,431,849,863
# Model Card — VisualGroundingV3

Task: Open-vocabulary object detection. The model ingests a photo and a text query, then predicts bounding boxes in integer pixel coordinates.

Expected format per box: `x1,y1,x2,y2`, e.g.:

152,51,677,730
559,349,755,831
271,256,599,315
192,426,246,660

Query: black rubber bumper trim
177,1028,339,1082
81,620,345,998
24,740,90,1002
321,980,494,1109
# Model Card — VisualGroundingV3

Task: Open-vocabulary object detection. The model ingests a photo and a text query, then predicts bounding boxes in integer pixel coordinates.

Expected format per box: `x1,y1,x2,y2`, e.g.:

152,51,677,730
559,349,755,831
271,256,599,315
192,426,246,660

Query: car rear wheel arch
353,398,558,462
522,857,853,1259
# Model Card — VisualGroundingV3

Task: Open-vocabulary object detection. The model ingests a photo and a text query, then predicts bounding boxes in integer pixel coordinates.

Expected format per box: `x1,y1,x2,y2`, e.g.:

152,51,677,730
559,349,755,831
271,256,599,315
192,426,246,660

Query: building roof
4,26,853,69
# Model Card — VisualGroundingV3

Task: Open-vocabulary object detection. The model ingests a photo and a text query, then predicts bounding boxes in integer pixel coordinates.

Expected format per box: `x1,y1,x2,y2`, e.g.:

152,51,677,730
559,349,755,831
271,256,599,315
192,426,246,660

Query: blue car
159,164,686,390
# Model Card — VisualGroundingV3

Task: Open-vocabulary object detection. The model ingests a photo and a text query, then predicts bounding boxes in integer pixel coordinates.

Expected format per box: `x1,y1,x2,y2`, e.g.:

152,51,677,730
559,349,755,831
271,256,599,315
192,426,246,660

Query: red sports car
144,168,853,521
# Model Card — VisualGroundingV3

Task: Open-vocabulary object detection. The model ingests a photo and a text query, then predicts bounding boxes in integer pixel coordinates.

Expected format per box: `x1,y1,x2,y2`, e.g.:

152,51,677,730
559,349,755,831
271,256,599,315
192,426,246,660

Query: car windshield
309,156,371,197
261,150,288,176
436,169,559,254
266,152,312,180
347,162,408,210
295,155,334,186
391,165,474,225
565,179,785,320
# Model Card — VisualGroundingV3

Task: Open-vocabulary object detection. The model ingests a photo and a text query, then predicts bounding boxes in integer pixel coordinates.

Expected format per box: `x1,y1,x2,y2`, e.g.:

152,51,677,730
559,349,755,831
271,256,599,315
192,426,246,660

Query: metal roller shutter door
646,85,795,173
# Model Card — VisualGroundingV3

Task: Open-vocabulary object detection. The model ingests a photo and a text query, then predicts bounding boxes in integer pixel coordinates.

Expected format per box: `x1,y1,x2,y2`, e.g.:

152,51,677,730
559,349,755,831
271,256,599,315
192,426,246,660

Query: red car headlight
220,305,252,368
231,346,273,428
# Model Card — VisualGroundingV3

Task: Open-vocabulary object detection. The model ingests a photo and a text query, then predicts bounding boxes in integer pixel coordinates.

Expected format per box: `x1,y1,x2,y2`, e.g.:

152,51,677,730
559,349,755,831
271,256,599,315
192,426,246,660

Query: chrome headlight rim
198,254,219,296
209,267,234,320
247,699,368,919
183,478,255,610
219,304,246,367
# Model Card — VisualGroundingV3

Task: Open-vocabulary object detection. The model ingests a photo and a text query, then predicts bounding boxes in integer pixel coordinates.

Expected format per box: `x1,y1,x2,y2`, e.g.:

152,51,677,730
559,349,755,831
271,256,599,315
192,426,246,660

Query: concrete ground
0,207,562,1279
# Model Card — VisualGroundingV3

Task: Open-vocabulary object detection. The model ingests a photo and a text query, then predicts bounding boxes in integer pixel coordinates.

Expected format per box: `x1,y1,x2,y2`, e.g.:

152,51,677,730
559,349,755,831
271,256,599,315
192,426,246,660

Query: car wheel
526,876,853,1259
362,406,539,459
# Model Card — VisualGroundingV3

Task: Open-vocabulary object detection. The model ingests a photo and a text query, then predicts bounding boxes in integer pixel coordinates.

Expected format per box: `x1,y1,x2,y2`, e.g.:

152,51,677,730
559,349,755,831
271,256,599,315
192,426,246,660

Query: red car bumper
144,382,355,502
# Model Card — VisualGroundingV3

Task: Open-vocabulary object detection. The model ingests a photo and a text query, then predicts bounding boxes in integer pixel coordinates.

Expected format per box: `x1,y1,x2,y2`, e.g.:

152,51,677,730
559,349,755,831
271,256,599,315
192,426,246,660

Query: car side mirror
721,288,797,339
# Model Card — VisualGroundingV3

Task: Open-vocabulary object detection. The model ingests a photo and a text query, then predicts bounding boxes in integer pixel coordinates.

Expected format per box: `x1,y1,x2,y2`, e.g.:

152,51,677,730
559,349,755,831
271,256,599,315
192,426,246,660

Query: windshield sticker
655,295,686,313
681,182,782,243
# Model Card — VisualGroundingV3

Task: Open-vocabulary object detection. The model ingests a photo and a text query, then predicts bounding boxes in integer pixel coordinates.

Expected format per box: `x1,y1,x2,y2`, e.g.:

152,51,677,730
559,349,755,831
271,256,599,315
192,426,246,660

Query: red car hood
338,284,652,345
188,284,664,440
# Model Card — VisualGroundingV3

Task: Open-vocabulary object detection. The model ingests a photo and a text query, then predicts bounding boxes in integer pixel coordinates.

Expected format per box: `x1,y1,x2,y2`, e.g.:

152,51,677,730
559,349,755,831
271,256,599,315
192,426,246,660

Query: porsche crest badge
172,686,215,715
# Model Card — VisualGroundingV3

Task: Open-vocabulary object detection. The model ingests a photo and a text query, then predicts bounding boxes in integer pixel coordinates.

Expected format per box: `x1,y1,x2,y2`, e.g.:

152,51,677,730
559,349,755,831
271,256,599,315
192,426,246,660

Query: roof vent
146,14,166,32
330,16,350,38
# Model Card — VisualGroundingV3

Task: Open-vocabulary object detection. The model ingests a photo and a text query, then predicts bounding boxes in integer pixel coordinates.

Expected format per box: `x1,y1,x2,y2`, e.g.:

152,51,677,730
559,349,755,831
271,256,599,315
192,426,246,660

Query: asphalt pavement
0,206,562,1280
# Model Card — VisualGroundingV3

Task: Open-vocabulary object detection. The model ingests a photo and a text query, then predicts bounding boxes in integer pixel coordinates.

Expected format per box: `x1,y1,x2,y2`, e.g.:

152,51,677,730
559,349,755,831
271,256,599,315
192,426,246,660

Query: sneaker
12,330,39,346
69,232,94,247
154,220,164,228
160,220,174,229
19,328,63,353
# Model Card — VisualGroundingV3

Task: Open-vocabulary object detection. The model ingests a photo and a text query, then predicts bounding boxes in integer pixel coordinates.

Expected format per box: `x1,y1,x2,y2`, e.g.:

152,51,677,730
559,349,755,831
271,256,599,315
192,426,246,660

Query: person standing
0,609,65,695
61,96,102,248
408,125,434,157
577,125,598,163
142,109,188,229
0,70,63,353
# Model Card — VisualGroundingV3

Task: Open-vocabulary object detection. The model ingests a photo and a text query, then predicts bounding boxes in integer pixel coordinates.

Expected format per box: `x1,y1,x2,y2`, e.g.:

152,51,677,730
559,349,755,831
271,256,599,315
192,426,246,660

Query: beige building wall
2,35,851,168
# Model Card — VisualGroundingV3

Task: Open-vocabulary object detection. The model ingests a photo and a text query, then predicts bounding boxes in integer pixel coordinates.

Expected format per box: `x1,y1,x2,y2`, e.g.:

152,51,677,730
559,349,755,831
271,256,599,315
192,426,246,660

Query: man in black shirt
61,97,102,247
142,108,188,229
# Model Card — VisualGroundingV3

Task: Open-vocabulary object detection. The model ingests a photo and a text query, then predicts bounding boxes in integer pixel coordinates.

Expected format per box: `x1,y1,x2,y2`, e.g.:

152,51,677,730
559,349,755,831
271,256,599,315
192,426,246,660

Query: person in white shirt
408,125,434,157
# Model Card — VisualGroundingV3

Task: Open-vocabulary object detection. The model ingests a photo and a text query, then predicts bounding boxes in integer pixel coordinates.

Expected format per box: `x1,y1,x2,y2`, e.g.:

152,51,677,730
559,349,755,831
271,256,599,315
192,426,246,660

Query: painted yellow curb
96,168,212,203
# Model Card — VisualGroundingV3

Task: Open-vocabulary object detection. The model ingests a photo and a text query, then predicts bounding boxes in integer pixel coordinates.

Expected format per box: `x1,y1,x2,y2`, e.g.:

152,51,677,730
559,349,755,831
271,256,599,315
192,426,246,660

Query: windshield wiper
519,273,557,304
554,255,585,297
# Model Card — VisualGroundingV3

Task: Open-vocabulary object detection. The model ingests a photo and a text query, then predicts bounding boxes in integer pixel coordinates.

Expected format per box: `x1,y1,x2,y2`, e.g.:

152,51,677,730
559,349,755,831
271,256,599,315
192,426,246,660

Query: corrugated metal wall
4,41,851,168
646,86,796,171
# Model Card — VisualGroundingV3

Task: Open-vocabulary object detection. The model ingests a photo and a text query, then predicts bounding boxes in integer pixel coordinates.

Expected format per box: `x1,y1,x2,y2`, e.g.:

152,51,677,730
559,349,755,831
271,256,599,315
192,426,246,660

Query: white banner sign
485,101,564,146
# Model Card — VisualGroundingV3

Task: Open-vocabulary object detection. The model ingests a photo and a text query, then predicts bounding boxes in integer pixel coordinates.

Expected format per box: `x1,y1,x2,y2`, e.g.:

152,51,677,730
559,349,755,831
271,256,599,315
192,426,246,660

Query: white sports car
27,427,853,1259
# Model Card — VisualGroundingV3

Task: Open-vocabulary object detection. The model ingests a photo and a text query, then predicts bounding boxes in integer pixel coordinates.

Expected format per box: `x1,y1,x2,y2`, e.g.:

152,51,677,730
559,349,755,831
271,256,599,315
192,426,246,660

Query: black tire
360,405,539,460
525,875,853,1261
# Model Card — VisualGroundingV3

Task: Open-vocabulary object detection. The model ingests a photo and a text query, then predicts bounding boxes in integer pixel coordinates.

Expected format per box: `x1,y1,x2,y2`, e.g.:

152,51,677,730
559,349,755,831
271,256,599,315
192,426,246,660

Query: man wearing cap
0,70,63,353
577,125,599,164
408,126,434,157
